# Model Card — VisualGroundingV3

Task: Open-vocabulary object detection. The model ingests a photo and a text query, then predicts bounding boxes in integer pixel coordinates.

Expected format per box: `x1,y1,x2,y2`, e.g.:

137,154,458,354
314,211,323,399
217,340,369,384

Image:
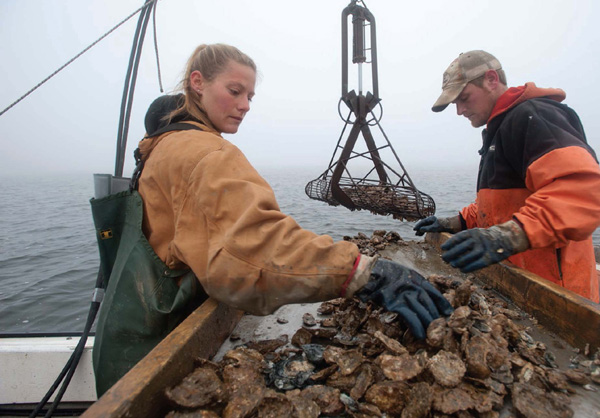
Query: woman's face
191,61,256,134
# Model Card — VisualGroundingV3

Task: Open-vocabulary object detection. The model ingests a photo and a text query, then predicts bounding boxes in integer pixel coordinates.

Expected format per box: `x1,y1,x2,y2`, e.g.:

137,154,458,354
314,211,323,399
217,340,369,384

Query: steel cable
0,0,159,118
152,1,164,93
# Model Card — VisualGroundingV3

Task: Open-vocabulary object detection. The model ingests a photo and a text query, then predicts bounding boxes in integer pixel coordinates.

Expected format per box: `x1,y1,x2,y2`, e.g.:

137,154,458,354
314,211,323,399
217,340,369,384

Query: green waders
90,189,206,397
90,123,207,396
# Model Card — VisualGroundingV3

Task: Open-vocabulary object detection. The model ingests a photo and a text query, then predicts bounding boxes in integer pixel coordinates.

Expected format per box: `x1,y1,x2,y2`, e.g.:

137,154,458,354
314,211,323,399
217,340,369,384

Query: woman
93,43,452,395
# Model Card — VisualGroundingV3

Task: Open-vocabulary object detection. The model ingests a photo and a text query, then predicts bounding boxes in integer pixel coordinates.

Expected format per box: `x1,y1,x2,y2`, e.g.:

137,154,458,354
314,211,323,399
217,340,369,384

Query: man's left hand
440,220,530,273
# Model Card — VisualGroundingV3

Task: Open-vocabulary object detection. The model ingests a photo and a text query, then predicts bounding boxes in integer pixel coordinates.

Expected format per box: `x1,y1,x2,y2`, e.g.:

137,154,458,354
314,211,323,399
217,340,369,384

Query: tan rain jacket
137,121,365,315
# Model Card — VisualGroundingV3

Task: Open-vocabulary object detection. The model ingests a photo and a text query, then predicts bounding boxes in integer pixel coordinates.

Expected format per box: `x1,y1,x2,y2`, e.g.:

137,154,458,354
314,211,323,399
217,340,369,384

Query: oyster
323,346,363,375
432,382,502,415
165,368,227,409
302,313,317,327
377,353,425,381
427,350,466,387
364,380,410,415
256,391,294,418
350,362,377,400
373,330,408,355
425,317,447,348
291,328,313,347
400,382,432,418
512,382,573,418
300,385,345,416
245,335,288,355
465,335,492,379
268,353,314,390
285,390,320,418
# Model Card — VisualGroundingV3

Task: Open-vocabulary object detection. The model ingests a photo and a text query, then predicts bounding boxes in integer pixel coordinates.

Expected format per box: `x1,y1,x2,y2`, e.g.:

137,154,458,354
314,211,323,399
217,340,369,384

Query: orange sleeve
460,203,480,229
173,142,359,315
514,146,600,248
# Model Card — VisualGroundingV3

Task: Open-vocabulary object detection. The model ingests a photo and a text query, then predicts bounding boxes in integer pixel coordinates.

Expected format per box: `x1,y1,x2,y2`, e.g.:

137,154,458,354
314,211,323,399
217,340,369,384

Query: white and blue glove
414,215,463,236
441,220,530,273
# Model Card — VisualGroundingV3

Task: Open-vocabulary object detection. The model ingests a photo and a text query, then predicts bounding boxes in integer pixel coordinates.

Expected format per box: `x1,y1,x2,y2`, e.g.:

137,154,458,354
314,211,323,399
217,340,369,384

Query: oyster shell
425,317,447,348
245,335,288,355
302,313,317,327
300,385,345,416
400,381,432,418
256,391,294,418
364,380,410,415
373,329,408,355
512,382,573,418
427,350,466,387
165,367,227,409
377,353,425,381
323,346,364,375
268,354,314,390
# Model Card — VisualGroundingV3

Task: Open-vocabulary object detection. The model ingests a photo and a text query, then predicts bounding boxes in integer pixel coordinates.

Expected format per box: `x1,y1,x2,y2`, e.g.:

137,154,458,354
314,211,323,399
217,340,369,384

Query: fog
1,0,599,178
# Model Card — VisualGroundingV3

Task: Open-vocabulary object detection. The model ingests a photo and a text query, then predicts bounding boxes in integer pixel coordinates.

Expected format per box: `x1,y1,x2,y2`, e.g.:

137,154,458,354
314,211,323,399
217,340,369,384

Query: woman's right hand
356,259,453,339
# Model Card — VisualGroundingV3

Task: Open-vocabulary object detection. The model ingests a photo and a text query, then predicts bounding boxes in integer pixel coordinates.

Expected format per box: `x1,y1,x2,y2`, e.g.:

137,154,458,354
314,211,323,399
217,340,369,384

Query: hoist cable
152,1,164,93
114,2,154,177
0,0,159,118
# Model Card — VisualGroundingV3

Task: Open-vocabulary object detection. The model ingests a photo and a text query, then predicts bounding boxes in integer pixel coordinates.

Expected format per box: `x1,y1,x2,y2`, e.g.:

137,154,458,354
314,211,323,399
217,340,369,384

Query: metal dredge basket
305,0,436,221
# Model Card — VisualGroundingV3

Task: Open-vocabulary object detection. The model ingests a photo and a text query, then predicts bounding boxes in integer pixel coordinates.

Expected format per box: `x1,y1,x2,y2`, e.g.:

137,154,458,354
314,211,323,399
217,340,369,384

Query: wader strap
130,122,205,190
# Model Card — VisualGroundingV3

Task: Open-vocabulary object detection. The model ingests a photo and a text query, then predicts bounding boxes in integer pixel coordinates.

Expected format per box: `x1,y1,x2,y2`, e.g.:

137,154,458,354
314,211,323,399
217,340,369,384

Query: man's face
452,81,497,128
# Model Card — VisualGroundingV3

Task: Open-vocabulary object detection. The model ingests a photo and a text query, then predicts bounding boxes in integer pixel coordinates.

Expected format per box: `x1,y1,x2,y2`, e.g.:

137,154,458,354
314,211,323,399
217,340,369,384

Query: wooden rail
82,299,243,418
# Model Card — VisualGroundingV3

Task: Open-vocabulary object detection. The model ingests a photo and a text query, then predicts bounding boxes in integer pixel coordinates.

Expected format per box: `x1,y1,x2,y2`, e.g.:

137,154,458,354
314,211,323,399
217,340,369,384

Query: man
414,50,600,303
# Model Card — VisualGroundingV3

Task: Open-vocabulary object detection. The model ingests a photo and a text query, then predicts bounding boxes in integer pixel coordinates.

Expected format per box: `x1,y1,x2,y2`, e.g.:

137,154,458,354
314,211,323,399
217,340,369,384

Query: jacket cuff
494,219,530,253
341,254,377,298
443,214,465,233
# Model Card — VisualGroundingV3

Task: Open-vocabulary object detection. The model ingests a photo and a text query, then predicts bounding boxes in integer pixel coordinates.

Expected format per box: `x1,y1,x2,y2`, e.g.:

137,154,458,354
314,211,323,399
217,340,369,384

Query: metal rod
358,63,363,95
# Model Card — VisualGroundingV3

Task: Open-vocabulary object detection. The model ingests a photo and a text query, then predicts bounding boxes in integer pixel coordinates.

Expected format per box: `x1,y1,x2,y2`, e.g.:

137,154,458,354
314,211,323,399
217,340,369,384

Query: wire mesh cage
306,175,435,221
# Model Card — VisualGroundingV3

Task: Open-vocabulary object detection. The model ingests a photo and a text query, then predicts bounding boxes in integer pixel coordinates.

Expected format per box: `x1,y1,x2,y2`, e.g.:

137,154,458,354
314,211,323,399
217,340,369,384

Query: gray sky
1,0,599,178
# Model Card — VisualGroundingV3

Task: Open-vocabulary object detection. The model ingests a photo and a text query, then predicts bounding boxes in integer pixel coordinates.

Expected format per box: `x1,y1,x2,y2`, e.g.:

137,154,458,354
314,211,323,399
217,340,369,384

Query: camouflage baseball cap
432,50,502,112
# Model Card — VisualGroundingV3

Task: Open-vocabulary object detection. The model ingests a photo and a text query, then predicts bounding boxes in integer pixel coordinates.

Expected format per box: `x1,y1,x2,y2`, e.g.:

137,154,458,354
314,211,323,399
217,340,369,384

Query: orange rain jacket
137,120,364,315
460,83,600,302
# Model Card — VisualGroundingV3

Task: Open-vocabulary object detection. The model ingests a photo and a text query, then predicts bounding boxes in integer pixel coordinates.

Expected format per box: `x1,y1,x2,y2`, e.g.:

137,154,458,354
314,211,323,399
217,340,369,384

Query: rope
0,0,159,118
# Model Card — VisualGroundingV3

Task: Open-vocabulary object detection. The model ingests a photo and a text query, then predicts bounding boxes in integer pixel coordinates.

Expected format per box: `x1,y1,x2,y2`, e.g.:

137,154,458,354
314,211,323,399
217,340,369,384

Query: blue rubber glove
414,215,462,236
356,259,453,339
441,220,529,273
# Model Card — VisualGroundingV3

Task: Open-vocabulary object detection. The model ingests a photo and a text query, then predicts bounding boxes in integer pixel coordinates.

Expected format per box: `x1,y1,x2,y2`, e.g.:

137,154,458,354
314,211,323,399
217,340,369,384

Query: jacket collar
138,120,214,163
487,82,566,124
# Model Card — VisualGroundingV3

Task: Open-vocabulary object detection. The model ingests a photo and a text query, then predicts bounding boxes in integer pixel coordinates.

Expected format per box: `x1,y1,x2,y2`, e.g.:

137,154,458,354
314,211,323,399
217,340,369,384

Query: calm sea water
1,166,598,333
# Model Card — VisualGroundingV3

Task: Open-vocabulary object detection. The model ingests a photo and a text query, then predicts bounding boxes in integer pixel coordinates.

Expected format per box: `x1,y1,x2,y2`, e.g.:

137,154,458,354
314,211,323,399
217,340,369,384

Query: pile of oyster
342,229,404,257
339,185,425,222
164,234,599,418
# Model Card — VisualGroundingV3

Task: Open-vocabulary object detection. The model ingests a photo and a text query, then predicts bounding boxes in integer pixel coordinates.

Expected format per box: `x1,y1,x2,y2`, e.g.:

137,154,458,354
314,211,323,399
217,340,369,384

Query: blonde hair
169,44,257,127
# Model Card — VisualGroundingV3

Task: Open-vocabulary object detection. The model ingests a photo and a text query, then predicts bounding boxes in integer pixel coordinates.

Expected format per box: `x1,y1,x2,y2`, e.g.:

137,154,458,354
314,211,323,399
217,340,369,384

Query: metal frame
306,0,435,221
